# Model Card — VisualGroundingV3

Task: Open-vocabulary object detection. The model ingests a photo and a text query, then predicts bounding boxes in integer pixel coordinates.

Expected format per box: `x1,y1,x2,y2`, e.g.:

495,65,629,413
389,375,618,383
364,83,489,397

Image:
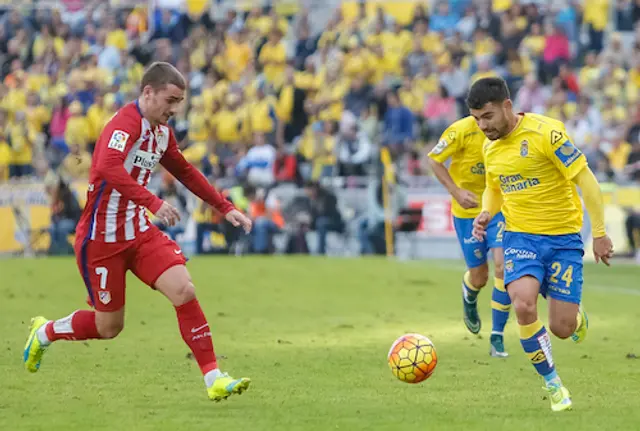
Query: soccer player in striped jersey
24,62,253,402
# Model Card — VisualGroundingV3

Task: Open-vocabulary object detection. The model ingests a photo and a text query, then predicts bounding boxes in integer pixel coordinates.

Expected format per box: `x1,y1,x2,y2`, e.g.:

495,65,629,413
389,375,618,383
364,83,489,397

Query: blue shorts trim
503,231,584,304
453,212,505,269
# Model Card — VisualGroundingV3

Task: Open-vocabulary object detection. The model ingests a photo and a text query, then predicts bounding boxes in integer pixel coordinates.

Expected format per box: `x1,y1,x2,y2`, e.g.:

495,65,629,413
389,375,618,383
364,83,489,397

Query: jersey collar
500,112,525,141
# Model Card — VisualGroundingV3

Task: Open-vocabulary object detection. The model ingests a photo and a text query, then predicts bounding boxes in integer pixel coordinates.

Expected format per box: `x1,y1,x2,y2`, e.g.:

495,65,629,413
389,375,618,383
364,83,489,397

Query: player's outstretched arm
160,139,234,215
572,166,614,265
160,132,252,233
95,127,164,214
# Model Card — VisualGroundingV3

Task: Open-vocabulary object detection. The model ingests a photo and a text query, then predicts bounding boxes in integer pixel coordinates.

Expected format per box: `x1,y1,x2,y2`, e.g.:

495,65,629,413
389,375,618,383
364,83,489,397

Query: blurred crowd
1,0,640,257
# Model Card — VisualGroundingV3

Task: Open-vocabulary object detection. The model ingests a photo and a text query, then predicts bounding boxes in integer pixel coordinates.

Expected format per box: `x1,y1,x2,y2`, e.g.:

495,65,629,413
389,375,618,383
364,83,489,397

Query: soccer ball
387,333,437,383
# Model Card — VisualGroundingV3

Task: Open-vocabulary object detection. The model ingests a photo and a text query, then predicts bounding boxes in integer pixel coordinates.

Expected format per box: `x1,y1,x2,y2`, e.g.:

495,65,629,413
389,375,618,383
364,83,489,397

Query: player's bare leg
154,265,250,402
548,298,587,343
462,263,488,334
489,249,510,357
510,276,571,411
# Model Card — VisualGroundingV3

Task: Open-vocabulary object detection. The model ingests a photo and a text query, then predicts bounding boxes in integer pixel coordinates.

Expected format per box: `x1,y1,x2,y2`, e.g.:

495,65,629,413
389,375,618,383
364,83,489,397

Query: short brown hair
140,62,186,92
466,77,510,110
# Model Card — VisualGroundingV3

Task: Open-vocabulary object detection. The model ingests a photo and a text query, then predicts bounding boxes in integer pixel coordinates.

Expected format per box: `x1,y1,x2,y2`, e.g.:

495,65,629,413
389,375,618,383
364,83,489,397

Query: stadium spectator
423,85,457,141
304,181,344,255
60,141,91,180
514,73,549,114
337,111,372,176
236,132,277,187
248,187,283,254
344,76,372,119
47,175,81,256
541,24,571,83
382,90,414,151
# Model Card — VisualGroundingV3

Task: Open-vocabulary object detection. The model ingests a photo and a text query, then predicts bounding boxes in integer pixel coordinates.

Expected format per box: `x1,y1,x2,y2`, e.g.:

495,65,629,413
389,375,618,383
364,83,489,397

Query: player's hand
454,188,479,209
472,211,491,241
225,209,253,234
155,201,180,226
593,235,614,266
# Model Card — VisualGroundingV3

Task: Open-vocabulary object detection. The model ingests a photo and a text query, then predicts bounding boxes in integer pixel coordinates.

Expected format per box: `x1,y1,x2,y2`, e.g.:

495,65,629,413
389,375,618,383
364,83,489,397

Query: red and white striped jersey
76,101,234,244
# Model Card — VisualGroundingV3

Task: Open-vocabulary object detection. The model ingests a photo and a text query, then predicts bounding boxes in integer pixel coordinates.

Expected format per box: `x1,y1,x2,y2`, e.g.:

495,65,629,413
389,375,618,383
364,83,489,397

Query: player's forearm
427,158,458,195
96,163,163,213
481,185,503,218
573,166,606,237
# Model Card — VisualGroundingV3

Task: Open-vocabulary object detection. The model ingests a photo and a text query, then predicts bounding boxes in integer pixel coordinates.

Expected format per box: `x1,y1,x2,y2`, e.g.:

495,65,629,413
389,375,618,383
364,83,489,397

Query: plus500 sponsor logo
133,150,160,170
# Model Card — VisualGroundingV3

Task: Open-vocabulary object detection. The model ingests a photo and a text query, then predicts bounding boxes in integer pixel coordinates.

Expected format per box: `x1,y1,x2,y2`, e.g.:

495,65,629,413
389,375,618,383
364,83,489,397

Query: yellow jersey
428,116,487,219
258,41,286,86
483,113,587,235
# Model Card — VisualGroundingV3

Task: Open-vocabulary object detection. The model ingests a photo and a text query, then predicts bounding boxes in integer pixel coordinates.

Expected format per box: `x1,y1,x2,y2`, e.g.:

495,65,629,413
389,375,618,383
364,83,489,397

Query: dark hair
140,62,186,92
465,77,510,110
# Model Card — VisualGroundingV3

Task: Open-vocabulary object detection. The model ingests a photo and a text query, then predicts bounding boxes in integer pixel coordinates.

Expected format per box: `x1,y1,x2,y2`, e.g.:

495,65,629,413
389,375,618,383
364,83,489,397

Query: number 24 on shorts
549,262,573,287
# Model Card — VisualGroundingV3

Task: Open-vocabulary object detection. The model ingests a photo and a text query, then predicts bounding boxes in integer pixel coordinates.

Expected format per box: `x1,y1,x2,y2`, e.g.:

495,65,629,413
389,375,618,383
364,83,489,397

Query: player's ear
503,99,513,111
141,84,154,98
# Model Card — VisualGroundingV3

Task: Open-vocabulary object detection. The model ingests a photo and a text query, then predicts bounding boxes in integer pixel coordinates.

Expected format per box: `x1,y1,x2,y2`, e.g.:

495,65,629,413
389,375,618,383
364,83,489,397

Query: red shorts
74,226,187,312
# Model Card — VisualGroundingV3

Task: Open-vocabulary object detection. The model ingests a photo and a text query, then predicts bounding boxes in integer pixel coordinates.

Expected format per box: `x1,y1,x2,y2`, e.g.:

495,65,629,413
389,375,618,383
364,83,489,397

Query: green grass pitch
1,257,639,430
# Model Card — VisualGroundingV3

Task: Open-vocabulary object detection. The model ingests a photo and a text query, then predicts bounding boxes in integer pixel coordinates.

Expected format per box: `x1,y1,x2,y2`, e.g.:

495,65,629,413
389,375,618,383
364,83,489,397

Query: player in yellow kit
427,117,511,358
467,77,614,412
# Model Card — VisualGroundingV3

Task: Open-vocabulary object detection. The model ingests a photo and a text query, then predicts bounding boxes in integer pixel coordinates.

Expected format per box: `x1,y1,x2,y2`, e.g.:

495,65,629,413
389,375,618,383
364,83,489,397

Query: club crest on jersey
107,130,130,152
133,150,160,170
505,260,514,273
520,140,529,157
99,291,111,305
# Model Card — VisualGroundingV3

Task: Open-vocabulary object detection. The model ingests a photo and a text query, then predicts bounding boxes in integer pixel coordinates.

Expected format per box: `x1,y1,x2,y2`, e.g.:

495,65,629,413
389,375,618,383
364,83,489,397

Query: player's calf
155,265,251,400
95,311,125,339
548,318,577,340
468,266,489,290
547,298,580,339
24,310,112,373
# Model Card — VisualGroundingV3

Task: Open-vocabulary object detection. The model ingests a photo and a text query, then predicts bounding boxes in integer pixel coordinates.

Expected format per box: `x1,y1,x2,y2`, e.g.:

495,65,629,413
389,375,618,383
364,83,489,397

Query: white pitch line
589,285,640,296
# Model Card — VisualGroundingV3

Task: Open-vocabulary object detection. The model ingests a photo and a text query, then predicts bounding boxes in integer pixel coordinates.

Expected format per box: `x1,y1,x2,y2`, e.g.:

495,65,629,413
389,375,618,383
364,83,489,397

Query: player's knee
173,280,196,306
549,319,576,339
97,320,124,339
512,296,536,321
469,268,489,288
